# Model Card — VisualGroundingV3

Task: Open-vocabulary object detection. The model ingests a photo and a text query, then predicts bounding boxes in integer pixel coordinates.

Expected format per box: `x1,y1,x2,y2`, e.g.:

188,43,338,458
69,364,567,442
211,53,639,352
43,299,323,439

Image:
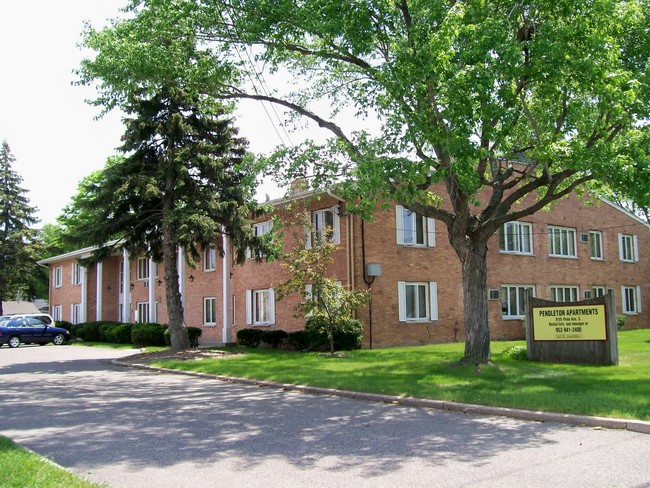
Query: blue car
0,317,72,348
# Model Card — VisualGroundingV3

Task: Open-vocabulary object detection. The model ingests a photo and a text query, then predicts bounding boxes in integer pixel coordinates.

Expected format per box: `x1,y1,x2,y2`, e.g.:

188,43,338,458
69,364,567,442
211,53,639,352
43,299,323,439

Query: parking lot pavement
1,345,649,488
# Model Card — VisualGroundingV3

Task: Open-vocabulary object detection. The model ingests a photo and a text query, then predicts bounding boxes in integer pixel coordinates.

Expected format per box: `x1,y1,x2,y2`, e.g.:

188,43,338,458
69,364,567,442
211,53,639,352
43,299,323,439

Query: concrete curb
111,359,650,434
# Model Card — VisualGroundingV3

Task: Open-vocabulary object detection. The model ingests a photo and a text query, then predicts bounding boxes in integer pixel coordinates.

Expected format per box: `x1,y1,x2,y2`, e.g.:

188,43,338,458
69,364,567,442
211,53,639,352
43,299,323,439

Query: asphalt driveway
0,345,648,488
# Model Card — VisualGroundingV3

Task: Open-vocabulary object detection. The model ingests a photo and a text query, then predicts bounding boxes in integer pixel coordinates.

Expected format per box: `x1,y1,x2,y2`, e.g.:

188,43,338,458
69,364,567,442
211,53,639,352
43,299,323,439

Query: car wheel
52,334,66,346
8,336,20,348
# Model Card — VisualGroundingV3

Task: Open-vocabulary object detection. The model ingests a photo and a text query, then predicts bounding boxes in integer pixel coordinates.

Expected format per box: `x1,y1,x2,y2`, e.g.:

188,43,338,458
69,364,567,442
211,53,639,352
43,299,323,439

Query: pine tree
0,141,40,315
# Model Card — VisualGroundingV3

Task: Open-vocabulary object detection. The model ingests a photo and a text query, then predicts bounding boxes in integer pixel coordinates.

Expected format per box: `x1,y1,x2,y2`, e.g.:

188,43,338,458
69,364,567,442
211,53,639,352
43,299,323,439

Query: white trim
429,282,438,321
245,290,252,325
96,262,103,321
427,218,436,247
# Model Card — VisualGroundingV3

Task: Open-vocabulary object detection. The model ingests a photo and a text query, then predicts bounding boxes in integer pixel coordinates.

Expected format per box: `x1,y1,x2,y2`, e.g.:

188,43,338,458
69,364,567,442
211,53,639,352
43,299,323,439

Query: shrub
236,328,264,348
131,323,167,347
55,321,72,332
104,324,134,344
261,329,288,348
163,326,202,348
286,330,310,351
74,322,102,342
501,345,529,361
304,314,363,351
616,315,627,330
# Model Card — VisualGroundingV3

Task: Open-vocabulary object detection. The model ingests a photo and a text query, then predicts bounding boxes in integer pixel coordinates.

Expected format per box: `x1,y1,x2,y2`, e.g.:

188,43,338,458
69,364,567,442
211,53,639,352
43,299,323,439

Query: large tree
0,141,42,314
61,88,259,350
80,0,649,362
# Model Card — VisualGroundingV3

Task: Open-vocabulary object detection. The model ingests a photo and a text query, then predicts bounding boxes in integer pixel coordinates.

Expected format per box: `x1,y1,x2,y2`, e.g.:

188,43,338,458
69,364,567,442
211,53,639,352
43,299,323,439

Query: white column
80,265,88,323
178,245,186,308
96,261,103,321
222,234,232,343
148,258,156,322
122,249,131,323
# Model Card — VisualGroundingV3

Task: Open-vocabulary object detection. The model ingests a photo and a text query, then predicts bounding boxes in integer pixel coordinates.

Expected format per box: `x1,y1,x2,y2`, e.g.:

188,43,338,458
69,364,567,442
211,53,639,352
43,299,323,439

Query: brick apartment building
40,187,649,348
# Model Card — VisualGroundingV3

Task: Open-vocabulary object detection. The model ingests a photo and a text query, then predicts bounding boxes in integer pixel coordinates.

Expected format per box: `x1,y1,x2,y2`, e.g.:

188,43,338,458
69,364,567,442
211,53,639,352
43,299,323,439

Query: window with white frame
52,266,63,288
136,302,150,323
592,286,606,298
499,222,533,255
397,281,438,322
136,257,149,280
396,205,435,247
203,246,216,271
204,297,217,325
246,288,275,326
51,305,62,322
309,208,340,246
622,286,642,314
71,303,82,325
551,286,579,303
618,233,639,262
590,231,603,260
501,285,535,318
548,226,577,258
71,262,82,285
247,220,272,259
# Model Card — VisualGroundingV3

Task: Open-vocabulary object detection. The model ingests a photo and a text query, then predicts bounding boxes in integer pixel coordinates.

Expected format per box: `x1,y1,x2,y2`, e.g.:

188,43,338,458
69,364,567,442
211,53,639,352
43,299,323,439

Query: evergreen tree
61,88,262,350
0,141,41,314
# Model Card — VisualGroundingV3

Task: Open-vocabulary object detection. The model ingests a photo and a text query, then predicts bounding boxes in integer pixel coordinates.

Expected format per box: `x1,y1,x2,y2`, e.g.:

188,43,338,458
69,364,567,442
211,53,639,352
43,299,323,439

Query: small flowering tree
276,219,369,354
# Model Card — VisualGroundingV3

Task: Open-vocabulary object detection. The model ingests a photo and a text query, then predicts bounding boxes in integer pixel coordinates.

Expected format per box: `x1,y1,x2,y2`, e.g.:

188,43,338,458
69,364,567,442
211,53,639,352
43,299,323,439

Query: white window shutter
305,212,312,249
245,290,252,325
332,206,341,245
305,284,313,301
269,289,276,325
637,286,642,313
396,206,405,245
633,235,639,262
427,217,436,247
397,281,406,321
621,286,626,313
429,282,439,321
618,233,624,260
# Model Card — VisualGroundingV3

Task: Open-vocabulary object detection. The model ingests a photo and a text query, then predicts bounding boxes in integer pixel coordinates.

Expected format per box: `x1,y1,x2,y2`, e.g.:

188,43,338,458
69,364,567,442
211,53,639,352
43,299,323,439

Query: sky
0,1,301,226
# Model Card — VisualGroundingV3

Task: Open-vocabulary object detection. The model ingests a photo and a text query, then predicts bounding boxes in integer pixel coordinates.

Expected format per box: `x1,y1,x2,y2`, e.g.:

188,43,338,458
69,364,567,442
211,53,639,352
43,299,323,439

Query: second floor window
204,246,216,271
548,226,577,258
551,286,579,303
396,205,435,247
53,266,63,288
618,233,639,262
500,222,533,255
71,262,82,285
590,231,603,260
308,208,340,247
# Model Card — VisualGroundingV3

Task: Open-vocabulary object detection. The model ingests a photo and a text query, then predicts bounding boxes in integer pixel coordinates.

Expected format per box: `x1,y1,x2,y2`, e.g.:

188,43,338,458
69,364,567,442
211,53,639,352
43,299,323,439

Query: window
551,286,579,303
308,208,340,246
592,286,606,298
53,266,63,288
396,205,435,247
245,289,275,326
136,302,150,323
618,234,639,262
501,285,535,318
204,297,217,325
71,304,82,325
51,305,62,322
590,231,603,260
71,262,82,285
397,281,438,322
119,261,124,293
136,257,149,281
622,286,642,315
203,246,216,272
247,221,272,259
499,222,533,254
548,226,577,258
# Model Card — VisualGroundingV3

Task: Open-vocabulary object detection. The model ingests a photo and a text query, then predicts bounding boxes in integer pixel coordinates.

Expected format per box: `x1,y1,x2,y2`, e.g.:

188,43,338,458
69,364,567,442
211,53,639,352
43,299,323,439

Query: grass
152,329,650,421
0,436,105,488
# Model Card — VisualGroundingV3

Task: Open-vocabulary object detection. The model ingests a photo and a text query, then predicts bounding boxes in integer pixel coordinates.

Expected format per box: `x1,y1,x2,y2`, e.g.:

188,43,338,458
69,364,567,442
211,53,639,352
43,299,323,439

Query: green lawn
0,436,105,488
152,329,650,421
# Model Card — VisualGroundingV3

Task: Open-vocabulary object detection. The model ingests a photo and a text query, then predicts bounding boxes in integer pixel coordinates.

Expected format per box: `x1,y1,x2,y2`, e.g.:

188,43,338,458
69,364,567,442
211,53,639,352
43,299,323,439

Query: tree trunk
449,233,491,364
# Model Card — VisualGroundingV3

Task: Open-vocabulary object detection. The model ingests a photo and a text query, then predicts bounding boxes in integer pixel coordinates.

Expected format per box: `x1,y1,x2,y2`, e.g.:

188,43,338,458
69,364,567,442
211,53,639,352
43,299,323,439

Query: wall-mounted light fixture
130,282,135,291
157,279,163,287
189,274,195,283
107,285,112,292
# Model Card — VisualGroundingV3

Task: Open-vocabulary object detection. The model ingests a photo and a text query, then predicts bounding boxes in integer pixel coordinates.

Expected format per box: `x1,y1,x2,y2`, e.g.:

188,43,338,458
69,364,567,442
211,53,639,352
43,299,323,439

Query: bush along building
40,186,649,348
